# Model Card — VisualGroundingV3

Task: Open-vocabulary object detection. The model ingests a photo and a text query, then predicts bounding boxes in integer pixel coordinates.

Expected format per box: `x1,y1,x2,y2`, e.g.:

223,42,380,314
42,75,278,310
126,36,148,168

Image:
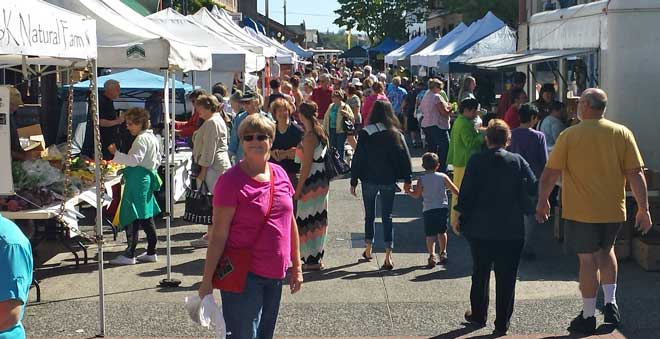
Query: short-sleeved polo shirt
0,215,33,339
546,118,644,223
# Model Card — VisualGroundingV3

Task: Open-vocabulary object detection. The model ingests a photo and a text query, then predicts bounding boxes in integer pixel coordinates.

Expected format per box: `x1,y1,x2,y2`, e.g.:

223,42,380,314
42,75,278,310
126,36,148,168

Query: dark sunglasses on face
242,134,269,142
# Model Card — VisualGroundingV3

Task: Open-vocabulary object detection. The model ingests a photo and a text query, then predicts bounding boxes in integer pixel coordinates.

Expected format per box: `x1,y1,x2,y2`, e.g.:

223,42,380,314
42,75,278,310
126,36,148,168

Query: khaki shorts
564,220,622,254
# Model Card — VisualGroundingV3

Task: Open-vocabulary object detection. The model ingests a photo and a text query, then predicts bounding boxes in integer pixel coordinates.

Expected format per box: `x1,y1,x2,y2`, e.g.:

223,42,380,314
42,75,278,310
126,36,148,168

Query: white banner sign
0,87,11,194
0,0,97,59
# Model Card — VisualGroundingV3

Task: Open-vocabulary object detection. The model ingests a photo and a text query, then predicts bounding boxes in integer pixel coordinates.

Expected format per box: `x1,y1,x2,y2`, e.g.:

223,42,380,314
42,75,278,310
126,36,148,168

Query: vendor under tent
411,23,468,68
384,35,436,67
148,8,261,74
285,40,314,59
340,46,369,65
0,0,108,336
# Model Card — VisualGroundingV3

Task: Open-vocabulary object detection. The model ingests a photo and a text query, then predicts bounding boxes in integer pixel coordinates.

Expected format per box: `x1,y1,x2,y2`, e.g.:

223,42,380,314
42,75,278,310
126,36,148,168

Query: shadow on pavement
428,325,480,338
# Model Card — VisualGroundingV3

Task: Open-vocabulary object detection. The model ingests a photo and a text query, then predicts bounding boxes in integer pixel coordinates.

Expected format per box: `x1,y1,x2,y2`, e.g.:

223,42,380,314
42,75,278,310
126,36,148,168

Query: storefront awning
459,48,597,70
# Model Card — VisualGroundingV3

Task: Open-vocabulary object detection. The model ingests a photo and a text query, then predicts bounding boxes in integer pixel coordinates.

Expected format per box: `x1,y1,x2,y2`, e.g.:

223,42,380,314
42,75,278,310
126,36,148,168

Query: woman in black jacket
452,119,537,336
350,100,413,270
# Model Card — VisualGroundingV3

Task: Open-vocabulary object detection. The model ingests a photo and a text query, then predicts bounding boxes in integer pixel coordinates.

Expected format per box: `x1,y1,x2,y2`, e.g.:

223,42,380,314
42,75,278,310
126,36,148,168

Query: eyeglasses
242,134,269,142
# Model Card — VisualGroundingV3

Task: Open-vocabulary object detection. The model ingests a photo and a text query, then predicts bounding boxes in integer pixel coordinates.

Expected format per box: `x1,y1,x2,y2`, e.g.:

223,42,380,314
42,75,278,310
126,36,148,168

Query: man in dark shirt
82,79,124,160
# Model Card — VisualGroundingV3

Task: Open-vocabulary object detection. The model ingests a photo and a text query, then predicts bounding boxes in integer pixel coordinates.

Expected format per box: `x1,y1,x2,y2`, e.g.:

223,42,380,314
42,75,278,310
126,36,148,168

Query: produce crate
633,237,660,271
614,238,631,260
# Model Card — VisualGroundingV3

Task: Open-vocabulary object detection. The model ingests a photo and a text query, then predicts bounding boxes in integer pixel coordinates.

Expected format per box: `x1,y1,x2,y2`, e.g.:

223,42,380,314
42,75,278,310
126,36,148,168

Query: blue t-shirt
328,104,339,130
387,86,408,114
228,110,273,163
0,215,33,339
418,172,449,212
509,127,548,179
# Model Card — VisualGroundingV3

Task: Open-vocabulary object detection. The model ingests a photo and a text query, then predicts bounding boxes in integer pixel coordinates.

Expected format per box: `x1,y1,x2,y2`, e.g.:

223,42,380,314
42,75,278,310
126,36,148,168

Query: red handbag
212,166,275,293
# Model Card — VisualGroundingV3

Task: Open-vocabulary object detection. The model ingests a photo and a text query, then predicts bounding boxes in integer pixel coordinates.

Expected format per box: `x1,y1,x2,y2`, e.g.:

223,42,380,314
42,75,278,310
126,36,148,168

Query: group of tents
342,12,516,73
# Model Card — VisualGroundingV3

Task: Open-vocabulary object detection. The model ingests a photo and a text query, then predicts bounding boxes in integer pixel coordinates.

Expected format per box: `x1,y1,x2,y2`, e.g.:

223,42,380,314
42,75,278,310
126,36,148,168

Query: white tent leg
160,69,181,288
92,59,106,337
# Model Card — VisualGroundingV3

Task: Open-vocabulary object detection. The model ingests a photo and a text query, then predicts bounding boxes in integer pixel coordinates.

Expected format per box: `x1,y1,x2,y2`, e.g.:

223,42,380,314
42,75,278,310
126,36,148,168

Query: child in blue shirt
407,153,459,267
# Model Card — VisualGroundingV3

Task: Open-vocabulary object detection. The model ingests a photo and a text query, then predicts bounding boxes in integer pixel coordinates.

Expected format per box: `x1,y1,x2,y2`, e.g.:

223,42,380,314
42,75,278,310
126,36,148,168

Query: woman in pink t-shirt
198,114,303,339
361,81,389,125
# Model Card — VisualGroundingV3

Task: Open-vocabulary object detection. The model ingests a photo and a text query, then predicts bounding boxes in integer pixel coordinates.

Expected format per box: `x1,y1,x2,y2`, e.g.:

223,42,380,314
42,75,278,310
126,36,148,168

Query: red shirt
497,90,513,118
504,105,520,129
175,110,200,138
310,86,333,119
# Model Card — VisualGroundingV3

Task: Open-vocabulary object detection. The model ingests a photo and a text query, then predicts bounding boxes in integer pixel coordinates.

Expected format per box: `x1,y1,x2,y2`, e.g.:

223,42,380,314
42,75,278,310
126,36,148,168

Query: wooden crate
633,237,660,271
614,238,631,260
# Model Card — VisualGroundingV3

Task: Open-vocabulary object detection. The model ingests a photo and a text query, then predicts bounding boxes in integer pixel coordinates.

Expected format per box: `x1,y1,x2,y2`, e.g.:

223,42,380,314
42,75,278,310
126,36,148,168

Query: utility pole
283,0,287,27
265,0,270,36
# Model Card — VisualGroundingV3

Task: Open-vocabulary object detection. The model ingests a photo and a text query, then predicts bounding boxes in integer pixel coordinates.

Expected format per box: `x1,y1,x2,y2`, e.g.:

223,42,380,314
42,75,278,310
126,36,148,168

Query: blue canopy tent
70,68,194,102
284,40,313,58
369,37,401,55
437,12,517,72
384,35,435,66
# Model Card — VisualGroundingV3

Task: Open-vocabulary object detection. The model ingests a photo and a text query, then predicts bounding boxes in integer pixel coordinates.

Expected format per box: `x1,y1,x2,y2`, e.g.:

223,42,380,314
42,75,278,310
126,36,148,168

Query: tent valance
460,48,597,70
0,0,97,61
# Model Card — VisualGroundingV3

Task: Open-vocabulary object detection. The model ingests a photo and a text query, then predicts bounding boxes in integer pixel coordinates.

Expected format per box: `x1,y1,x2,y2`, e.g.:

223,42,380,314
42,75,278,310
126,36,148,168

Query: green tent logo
127,45,146,59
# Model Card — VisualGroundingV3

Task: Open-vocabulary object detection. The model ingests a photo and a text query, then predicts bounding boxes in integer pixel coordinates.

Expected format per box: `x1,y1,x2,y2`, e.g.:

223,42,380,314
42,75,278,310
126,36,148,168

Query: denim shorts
423,208,449,236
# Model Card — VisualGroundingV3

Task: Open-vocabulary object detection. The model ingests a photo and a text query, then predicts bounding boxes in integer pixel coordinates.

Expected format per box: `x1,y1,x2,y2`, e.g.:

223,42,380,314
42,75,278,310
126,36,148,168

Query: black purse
343,117,355,134
183,180,213,225
324,146,350,181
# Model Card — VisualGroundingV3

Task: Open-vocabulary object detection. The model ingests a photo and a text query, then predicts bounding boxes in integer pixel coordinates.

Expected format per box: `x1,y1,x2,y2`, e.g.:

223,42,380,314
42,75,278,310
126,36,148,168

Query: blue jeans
328,129,347,161
361,182,397,249
221,272,283,339
423,126,450,172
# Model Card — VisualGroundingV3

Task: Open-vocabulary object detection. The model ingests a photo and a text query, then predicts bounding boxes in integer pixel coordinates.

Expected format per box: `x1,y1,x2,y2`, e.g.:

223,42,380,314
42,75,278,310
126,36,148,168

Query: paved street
24,153,660,339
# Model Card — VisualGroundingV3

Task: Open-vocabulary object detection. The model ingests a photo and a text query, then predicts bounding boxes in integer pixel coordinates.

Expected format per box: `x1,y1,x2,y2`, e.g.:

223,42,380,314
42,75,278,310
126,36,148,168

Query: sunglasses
242,134,269,142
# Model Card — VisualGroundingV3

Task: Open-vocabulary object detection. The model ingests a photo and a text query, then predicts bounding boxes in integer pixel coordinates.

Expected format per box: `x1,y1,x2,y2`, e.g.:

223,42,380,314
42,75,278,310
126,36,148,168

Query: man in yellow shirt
536,88,652,334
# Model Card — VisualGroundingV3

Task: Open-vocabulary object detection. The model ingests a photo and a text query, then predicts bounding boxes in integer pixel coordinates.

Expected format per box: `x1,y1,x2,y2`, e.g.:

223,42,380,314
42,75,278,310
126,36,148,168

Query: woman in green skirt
108,108,162,265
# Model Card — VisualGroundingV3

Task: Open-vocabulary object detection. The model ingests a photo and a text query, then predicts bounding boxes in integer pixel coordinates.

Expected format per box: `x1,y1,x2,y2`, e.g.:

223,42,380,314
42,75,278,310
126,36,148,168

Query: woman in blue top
323,90,354,162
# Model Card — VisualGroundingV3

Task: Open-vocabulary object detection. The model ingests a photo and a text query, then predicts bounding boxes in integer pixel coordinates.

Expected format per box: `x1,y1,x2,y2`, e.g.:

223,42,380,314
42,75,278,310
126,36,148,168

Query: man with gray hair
82,79,124,160
536,88,652,334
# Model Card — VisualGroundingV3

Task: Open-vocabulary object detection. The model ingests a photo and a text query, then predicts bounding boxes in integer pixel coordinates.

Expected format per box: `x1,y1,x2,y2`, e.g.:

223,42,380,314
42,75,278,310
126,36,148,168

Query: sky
256,0,343,32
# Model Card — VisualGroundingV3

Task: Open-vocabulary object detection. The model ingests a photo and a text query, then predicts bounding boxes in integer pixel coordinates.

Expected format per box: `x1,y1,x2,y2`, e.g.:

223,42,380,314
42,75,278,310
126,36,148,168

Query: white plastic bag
184,294,226,338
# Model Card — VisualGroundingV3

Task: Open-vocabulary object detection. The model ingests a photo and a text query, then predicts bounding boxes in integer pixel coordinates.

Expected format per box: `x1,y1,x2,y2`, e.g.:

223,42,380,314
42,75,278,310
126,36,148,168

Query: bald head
581,88,607,111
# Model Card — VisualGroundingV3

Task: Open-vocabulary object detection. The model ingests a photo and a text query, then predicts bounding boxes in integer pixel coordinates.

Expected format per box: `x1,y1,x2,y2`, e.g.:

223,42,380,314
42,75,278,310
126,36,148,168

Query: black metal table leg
31,278,41,302
76,239,88,265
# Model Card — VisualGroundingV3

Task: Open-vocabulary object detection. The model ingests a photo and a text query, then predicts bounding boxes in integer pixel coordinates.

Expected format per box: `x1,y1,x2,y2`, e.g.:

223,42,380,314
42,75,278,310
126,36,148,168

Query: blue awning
284,40,313,58
369,37,400,54
71,69,193,92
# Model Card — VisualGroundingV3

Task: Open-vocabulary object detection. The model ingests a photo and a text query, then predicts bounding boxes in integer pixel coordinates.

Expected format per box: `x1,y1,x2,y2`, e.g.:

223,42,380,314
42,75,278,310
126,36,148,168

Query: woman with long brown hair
294,101,331,270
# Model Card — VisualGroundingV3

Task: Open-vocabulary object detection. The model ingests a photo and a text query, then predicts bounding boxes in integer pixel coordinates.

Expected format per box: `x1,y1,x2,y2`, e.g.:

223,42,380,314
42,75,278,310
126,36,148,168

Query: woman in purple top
198,114,303,339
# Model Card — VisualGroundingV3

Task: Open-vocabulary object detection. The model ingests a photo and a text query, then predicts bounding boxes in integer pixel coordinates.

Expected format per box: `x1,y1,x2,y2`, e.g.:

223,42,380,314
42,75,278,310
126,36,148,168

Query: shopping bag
324,146,350,181
183,180,213,225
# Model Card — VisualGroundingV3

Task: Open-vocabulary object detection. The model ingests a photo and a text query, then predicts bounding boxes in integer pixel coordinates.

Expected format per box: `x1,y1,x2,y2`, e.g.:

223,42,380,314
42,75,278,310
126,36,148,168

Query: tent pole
159,69,180,287
91,59,106,337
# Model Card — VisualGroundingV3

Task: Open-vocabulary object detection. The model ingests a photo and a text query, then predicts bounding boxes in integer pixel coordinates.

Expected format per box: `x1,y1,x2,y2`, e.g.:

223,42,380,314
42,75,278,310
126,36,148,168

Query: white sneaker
136,253,158,263
190,235,209,248
109,255,136,265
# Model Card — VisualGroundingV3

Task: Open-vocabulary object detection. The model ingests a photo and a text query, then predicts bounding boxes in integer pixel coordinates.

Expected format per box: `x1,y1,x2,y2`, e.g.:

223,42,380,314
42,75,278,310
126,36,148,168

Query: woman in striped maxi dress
294,101,330,271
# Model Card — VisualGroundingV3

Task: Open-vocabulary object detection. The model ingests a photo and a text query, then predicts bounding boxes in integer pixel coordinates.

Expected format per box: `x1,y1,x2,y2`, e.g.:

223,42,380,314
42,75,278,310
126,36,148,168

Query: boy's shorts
423,208,449,236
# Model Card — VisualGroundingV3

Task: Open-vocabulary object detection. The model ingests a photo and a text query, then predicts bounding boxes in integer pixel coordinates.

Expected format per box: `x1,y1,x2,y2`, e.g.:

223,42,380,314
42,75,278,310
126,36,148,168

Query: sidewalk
24,154,660,338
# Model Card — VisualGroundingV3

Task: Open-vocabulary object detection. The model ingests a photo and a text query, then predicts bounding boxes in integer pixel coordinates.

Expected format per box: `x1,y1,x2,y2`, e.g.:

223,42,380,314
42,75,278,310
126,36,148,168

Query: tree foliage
442,0,519,28
172,0,219,15
334,0,428,45
318,31,369,51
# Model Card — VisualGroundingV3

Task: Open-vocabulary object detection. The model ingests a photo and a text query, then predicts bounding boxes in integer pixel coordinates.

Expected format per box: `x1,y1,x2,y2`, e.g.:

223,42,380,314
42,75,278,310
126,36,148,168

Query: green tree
442,0,519,27
172,0,219,15
334,0,427,45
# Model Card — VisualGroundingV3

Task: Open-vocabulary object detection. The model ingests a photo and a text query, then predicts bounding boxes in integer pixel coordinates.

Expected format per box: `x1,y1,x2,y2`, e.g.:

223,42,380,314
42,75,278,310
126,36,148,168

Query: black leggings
124,217,157,258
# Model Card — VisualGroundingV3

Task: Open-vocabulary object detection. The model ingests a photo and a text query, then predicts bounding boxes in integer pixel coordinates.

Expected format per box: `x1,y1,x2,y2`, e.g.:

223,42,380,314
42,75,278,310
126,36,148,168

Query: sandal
361,250,373,261
381,261,394,270
427,255,437,268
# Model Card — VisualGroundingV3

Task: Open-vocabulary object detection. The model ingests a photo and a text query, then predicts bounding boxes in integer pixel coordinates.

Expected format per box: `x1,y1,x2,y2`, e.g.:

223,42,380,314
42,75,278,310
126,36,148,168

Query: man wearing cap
228,90,273,164
8,87,39,161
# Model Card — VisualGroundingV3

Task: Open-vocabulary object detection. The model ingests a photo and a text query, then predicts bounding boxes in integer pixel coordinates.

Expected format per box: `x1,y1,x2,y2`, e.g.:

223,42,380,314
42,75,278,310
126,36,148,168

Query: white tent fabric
0,0,97,66
191,8,275,60
46,0,211,71
385,35,429,65
411,23,468,68
148,8,259,73
449,26,517,68
243,27,299,65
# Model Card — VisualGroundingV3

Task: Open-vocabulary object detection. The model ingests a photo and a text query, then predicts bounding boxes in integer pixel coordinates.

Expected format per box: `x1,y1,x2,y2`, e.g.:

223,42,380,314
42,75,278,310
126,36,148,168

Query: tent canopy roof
243,27,299,64
384,35,434,65
72,68,193,91
410,23,468,67
369,38,400,54
0,0,97,62
284,41,313,58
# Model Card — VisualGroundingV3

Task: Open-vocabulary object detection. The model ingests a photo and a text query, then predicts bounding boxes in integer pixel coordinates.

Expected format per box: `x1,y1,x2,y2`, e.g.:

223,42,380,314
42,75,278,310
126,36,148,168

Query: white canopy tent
148,8,260,73
385,35,431,65
411,23,468,68
46,0,212,71
0,1,108,336
243,27,299,65
47,0,213,293
190,7,275,62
